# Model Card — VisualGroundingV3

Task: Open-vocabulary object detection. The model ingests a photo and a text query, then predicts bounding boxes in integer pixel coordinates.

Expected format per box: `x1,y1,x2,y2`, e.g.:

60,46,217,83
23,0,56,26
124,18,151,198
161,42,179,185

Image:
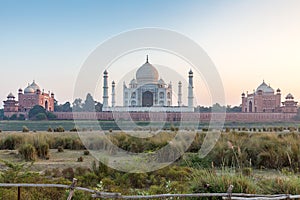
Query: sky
1,0,300,107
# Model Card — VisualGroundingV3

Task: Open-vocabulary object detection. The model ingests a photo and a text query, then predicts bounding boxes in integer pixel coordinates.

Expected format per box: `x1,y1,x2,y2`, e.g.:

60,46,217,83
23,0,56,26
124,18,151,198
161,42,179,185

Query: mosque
241,80,298,113
3,81,55,118
102,56,194,112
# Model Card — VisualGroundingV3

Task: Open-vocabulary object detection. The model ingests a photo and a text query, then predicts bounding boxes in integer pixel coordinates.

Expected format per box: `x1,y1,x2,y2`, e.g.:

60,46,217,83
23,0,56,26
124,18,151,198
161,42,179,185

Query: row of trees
195,103,242,113
55,93,103,112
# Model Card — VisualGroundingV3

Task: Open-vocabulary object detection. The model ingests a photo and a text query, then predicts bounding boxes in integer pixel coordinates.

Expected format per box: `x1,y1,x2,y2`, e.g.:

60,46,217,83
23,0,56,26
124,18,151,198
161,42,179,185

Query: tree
95,102,103,112
0,109,4,120
46,112,57,120
28,105,56,120
9,114,18,120
28,105,47,119
72,98,83,112
18,114,25,120
82,93,96,112
54,101,72,112
227,106,242,113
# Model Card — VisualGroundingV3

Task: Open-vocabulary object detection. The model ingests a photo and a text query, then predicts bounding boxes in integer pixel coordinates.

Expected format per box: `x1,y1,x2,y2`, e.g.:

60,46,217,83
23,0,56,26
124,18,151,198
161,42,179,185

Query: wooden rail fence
1,179,300,200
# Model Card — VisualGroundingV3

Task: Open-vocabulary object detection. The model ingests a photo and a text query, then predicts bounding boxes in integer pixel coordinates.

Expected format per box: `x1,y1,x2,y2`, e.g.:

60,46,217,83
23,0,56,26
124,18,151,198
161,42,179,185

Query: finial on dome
146,55,149,63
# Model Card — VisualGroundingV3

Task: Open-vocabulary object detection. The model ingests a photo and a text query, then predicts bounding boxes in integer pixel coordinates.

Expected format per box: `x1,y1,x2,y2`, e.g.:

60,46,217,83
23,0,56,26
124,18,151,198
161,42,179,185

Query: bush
1,135,24,150
70,127,79,132
35,143,49,159
77,156,83,162
22,126,29,132
18,144,36,161
47,126,53,132
84,150,90,155
54,126,65,132
57,146,64,152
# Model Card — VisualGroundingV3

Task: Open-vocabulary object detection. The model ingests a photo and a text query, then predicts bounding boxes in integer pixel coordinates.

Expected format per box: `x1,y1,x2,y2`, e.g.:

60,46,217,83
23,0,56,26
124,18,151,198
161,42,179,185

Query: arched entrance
249,101,252,112
45,100,48,111
142,91,153,107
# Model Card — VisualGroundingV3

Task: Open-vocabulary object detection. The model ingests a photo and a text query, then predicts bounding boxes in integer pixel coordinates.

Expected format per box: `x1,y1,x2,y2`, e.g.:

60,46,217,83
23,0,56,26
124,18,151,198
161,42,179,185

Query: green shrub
22,126,30,132
18,144,36,161
77,156,83,162
84,150,90,155
35,143,49,159
1,135,24,150
54,126,65,132
57,146,64,152
70,127,78,132
47,126,53,132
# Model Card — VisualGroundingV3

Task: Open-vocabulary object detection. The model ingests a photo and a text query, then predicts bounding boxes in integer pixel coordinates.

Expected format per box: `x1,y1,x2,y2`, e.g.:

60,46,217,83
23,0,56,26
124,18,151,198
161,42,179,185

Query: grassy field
1,120,300,131
0,130,300,199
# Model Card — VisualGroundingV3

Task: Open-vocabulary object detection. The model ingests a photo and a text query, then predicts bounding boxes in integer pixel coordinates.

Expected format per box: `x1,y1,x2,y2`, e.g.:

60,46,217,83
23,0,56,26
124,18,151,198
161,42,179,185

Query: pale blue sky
1,0,300,107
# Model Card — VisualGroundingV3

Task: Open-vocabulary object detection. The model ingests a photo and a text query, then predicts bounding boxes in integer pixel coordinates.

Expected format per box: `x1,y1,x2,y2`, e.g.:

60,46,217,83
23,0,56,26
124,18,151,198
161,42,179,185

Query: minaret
188,70,194,108
178,81,182,106
102,70,109,109
111,81,115,107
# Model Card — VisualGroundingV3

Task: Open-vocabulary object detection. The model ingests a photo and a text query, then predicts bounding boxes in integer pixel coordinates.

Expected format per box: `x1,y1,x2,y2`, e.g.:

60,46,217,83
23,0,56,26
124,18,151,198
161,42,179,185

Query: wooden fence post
18,186,21,200
67,178,77,200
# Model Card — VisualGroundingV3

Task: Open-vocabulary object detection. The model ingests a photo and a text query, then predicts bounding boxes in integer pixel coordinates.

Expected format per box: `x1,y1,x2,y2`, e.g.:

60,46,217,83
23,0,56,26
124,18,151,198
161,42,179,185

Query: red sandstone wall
54,112,298,122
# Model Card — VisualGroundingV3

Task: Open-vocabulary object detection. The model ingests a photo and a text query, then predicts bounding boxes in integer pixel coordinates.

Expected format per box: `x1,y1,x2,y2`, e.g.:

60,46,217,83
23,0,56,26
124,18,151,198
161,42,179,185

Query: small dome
136,56,159,84
256,81,274,93
24,86,35,94
286,93,294,99
7,92,15,98
158,78,165,85
189,69,193,74
277,88,281,93
130,78,137,85
29,81,40,91
242,92,245,97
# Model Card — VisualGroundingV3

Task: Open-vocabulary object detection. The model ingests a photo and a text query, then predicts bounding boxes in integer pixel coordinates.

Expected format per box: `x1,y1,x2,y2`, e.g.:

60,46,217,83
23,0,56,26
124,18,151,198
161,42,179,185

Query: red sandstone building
241,81,298,113
3,81,55,118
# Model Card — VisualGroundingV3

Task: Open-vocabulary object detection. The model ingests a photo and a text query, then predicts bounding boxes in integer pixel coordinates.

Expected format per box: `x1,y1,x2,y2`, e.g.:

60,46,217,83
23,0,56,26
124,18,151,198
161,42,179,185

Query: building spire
146,55,149,63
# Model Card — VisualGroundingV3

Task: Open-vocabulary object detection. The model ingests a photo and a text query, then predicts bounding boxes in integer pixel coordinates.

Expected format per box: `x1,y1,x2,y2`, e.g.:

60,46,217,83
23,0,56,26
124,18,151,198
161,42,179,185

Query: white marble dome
24,86,35,94
136,57,159,85
29,81,40,91
256,81,274,93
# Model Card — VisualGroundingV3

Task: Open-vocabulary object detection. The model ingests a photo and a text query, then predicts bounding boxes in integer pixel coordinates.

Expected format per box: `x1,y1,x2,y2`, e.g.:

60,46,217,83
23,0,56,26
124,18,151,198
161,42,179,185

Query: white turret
178,81,182,106
111,81,115,107
102,70,109,110
188,70,194,108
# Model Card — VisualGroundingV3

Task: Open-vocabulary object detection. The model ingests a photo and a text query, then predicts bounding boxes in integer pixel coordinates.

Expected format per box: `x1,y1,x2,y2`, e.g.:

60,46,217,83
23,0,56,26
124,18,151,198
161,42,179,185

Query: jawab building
3,81,55,118
241,81,298,113
102,56,194,112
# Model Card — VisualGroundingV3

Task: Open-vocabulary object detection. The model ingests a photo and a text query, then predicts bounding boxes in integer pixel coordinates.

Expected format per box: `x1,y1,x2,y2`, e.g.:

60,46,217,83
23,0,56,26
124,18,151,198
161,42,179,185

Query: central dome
256,80,274,93
136,56,159,84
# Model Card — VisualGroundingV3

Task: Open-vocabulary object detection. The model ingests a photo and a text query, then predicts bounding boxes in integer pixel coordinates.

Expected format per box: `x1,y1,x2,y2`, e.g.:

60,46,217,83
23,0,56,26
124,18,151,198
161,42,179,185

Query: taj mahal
101,56,194,112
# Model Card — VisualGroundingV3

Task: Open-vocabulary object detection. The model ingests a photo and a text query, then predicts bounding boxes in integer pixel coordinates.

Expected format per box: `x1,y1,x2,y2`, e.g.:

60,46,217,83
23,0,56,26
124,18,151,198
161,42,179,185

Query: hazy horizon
1,0,300,108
